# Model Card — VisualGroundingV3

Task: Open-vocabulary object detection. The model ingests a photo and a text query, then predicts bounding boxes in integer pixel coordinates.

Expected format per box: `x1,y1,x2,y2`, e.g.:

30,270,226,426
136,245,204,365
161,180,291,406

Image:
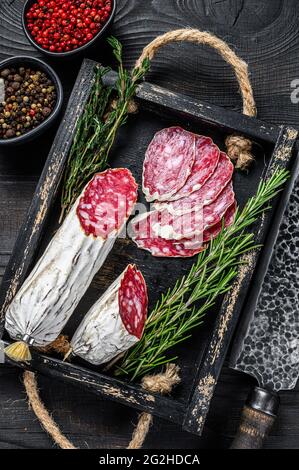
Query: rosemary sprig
61,37,150,215
116,169,289,380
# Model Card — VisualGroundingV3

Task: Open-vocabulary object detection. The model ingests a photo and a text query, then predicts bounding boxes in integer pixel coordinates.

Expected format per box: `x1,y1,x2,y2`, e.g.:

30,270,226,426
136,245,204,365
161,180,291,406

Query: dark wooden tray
0,58,297,436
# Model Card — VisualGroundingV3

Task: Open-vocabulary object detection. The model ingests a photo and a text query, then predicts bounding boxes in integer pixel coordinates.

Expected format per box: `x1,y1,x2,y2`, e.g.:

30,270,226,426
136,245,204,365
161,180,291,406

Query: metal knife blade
229,151,299,448
229,174,299,393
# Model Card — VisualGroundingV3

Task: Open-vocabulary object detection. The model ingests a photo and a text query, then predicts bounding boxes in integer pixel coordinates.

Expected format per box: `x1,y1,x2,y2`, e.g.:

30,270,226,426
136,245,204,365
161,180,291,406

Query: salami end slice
142,127,196,202
167,135,220,201
69,265,148,366
77,168,138,238
119,264,148,339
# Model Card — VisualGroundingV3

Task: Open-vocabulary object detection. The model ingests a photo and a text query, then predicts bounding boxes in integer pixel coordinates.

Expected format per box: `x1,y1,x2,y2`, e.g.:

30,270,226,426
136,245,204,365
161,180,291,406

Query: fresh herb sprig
116,169,289,380
61,37,150,215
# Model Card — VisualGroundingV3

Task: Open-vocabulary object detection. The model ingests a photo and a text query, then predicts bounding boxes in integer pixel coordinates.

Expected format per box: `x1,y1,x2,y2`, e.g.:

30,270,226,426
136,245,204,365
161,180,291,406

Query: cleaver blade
229,154,299,449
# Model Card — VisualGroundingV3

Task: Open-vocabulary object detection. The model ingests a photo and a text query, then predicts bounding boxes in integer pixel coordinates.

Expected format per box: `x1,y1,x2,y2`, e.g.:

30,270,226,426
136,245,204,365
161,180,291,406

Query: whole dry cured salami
131,202,236,258
5,168,138,362
152,182,235,240
142,126,196,202
155,152,233,215
69,265,148,366
167,135,220,201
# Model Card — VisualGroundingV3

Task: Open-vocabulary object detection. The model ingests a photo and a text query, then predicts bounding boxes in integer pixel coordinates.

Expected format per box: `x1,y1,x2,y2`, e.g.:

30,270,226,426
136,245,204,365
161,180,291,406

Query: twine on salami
135,29,256,170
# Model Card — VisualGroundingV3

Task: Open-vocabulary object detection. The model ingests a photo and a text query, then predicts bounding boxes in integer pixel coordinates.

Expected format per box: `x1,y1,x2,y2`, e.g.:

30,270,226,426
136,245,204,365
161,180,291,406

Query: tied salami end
4,341,32,362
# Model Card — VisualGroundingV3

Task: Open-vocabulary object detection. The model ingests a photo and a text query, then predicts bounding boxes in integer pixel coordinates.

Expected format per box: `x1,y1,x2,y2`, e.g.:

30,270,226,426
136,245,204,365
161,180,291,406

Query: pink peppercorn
26,0,112,53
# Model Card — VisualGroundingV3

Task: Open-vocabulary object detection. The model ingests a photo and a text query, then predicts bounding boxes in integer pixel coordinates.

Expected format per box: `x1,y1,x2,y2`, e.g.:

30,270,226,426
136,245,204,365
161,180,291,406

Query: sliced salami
142,126,196,202
154,152,233,215
167,135,220,201
152,182,235,240
69,265,148,366
5,169,138,362
131,212,204,258
181,202,236,249
131,202,237,258
77,168,138,238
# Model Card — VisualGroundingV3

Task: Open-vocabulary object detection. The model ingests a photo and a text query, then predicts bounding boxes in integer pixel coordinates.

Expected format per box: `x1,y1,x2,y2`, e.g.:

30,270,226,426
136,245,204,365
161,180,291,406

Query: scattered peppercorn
0,65,56,140
26,0,112,53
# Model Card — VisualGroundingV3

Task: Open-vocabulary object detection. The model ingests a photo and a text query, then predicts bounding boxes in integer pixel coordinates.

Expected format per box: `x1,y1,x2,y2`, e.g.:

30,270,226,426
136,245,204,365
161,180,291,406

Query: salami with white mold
167,135,220,201
142,126,196,202
69,265,148,366
5,168,138,362
154,152,233,215
131,202,236,257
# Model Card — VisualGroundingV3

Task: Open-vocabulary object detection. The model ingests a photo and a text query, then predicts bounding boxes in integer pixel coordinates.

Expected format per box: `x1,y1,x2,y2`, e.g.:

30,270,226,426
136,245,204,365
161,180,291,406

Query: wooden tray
0,59,297,436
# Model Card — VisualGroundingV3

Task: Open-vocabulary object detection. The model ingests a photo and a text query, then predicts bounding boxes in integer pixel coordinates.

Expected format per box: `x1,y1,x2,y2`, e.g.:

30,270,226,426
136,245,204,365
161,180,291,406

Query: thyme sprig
116,169,289,380
61,37,150,215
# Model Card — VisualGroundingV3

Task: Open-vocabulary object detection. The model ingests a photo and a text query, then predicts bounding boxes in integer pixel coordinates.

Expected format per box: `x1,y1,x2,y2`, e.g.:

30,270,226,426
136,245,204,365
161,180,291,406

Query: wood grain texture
0,0,299,450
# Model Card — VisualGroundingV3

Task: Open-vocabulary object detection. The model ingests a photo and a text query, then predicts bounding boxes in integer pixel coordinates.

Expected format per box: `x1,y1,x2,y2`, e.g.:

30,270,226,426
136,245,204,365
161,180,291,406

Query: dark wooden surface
0,0,298,449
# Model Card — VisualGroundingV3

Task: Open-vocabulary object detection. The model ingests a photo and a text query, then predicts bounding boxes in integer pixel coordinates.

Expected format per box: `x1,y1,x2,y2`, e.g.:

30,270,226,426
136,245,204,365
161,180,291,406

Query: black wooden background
0,0,298,449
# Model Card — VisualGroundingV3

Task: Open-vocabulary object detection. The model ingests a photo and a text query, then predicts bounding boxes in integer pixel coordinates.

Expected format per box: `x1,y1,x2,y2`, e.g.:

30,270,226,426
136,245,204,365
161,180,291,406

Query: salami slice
142,127,196,202
152,182,235,240
131,202,237,258
181,202,236,249
131,212,204,258
69,265,148,366
5,169,138,362
167,135,220,201
154,152,233,215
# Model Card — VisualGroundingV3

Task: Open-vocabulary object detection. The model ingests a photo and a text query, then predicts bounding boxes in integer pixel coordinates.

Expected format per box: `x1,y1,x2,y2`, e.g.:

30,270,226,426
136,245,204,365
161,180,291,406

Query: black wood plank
104,71,279,144
3,342,185,425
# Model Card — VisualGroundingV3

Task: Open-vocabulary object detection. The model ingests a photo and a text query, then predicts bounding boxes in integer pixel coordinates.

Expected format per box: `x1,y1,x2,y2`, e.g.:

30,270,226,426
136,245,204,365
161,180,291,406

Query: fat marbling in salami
152,182,235,240
167,135,220,201
154,152,233,215
142,127,196,202
131,202,236,257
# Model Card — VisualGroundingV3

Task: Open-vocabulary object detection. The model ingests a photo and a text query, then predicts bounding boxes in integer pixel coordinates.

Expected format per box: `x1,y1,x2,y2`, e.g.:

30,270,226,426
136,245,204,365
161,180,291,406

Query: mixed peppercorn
0,66,56,139
26,0,112,53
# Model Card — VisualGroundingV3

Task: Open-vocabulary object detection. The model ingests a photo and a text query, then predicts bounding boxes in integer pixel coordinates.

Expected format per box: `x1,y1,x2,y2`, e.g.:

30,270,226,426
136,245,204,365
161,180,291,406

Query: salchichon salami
5,168,138,362
131,202,236,258
69,265,148,366
142,127,196,202
167,135,220,201
154,152,233,215
151,182,235,240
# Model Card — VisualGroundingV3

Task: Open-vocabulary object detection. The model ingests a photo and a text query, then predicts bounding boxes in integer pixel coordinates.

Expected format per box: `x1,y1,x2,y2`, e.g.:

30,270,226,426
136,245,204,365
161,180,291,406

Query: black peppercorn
0,65,56,140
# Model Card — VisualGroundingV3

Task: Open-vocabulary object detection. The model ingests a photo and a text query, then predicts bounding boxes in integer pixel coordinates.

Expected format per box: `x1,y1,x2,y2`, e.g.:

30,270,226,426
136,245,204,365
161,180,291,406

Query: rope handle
135,29,257,169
